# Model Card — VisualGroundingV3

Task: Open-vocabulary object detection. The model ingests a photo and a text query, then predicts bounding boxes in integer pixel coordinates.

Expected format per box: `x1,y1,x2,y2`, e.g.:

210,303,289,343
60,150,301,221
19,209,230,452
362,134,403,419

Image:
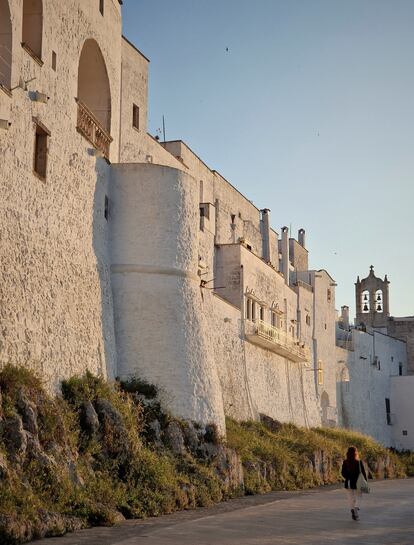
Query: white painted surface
391,375,414,450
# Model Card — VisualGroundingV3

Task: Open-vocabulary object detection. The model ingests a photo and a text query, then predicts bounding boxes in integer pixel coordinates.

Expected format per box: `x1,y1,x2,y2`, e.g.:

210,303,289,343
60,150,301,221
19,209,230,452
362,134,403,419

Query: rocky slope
0,365,406,544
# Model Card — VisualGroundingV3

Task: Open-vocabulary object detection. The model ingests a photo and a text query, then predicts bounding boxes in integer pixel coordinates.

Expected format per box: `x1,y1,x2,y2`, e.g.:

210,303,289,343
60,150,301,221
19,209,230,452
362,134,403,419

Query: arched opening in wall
22,0,43,60
0,0,12,90
321,391,330,426
76,39,112,159
375,289,383,312
361,290,370,313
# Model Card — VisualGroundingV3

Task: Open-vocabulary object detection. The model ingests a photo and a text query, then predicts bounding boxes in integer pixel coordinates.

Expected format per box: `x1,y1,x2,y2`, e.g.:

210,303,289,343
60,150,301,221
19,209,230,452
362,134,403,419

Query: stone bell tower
355,266,390,329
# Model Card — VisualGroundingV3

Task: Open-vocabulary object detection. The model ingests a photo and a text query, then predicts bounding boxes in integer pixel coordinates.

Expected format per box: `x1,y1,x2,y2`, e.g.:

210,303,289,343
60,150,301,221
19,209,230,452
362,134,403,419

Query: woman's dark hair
346,446,359,462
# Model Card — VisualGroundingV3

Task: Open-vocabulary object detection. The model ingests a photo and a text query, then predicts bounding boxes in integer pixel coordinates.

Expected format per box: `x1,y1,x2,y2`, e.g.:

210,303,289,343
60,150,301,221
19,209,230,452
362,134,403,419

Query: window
52,50,57,71
317,360,323,385
132,103,139,130
361,290,370,313
246,298,252,321
22,0,43,61
345,381,350,393
403,430,408,436
306,315,311,326
327,288,331,302
33,121,49,179
104,195,109,221
271,311,277,328
385,398,391,425
99,0,104,15
399,363,403,376
259,306,265,321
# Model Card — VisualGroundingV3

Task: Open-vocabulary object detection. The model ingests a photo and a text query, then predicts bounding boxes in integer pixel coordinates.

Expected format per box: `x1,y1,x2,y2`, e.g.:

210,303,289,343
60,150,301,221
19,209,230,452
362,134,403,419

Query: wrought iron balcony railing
76,99,112,160
245,319,311,363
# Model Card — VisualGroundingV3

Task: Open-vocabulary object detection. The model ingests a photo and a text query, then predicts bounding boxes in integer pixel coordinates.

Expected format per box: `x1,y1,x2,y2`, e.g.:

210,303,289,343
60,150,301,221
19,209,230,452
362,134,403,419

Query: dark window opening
259,306,265,321
399,363,403,376
132,103,139,130
104,195,109,221
33,122,49,179
99,0,104,15
52,50,57,71
385,398,391,425
403,430,408,436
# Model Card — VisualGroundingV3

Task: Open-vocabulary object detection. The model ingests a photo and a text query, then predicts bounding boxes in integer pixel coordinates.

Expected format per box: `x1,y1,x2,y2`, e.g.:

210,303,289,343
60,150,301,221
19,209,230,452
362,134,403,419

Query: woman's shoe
351,509,359,520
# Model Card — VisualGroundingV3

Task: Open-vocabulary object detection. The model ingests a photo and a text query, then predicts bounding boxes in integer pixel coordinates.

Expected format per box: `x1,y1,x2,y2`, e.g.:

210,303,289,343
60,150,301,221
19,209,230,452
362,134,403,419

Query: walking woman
341,446,368,520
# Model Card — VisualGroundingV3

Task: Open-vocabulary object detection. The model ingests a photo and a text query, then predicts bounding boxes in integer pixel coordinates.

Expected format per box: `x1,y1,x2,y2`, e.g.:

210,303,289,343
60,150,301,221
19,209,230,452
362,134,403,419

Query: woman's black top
341,459,367,490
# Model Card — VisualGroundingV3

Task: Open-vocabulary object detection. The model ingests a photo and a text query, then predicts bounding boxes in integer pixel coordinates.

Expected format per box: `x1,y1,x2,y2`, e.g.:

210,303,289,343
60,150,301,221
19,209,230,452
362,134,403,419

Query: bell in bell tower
355,266,390,329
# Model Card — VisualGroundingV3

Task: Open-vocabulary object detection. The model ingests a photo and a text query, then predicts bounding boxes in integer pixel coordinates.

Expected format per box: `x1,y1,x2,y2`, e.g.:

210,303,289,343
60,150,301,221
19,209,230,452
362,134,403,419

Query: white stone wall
390,376,414,450
337,329,407,446
0,0,122,388
205,292,321,427
118,39,182,169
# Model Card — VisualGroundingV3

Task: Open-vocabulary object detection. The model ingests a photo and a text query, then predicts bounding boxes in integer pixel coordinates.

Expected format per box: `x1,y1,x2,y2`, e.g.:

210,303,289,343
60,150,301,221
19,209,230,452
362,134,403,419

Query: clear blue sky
122,0,414,320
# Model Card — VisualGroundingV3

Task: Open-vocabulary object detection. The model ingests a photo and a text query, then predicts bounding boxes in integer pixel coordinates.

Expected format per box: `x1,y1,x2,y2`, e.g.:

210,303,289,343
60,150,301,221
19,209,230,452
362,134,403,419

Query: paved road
38,479,414,545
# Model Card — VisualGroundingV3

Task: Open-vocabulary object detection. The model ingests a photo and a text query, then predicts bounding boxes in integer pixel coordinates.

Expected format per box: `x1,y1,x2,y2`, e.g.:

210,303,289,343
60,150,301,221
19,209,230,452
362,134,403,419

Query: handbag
356,461,370,494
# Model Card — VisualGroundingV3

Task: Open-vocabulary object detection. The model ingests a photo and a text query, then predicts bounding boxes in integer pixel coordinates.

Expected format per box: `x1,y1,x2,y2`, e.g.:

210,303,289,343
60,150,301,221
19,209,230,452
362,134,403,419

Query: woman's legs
346,489,357,509
346,489,362,509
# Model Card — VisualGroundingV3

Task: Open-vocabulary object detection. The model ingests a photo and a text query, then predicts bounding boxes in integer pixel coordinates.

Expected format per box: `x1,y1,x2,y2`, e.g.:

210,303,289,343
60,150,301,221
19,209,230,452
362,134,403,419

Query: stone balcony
245,319,311,363
76,99,112,160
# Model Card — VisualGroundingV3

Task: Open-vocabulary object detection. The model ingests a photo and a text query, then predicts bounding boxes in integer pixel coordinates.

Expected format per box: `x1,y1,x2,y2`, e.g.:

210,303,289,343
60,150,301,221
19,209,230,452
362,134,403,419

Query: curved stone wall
110,163,225,432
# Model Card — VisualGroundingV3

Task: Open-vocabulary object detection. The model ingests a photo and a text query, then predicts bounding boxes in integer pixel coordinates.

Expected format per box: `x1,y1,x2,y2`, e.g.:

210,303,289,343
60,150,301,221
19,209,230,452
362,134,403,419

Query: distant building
337,267,414,448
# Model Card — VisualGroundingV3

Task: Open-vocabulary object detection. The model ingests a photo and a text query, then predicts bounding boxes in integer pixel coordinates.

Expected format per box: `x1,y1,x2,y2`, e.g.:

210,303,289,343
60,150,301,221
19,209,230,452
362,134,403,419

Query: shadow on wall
92,157,117,379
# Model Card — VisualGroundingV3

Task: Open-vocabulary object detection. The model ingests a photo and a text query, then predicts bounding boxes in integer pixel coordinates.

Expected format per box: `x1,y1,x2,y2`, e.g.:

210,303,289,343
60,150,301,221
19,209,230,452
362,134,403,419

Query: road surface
38,479,414,545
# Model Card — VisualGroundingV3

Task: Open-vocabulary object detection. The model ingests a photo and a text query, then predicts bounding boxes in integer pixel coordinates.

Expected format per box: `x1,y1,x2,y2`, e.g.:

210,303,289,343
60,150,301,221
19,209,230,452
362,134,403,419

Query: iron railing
246,319,311,362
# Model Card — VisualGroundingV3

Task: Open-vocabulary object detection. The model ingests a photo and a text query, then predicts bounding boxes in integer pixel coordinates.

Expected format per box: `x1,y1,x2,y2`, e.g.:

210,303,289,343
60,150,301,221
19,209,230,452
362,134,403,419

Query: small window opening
132,103,139,130
104,195,109,221
52,50,57,71
385,398,391,425
271,311,277,328
259,306,265,321
99,0,104,15
306,315,311,326
327,288,331,302
246,243,252,251
246,298,252,321
402,430,408,436
33,122,49,179
399,363,403,376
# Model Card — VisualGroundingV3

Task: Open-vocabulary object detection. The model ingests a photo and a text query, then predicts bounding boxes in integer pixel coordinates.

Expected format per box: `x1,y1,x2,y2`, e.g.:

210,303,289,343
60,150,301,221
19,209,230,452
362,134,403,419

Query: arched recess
22,0,43,59
321,391,330,426
77,39,111,133
0,0,12,89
